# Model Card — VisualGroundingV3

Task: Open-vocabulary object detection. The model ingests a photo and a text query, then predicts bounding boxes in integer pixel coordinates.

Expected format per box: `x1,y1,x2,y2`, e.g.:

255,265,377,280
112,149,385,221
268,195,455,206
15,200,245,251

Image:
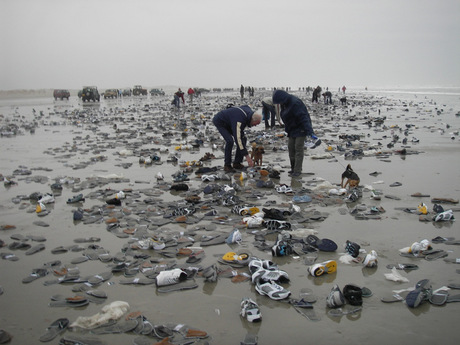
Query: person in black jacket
273,90,319,177
212,105,262,172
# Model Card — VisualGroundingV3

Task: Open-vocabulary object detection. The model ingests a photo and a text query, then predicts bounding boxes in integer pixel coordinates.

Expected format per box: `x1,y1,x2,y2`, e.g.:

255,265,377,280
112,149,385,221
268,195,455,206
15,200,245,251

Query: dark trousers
262,103,276,128
288,136,306,173
213,122,246,166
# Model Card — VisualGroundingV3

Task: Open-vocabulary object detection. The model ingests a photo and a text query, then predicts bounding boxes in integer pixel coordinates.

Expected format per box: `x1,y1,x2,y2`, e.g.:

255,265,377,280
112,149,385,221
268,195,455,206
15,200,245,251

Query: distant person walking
273,90,320,177
173,88,185,108
342,85,347,94
240,85,244,99
212,105,262,172
187,88,195,104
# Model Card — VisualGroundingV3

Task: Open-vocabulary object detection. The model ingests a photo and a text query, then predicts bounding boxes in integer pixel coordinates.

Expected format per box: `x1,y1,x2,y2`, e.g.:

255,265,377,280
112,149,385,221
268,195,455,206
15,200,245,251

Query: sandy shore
0,89,459,345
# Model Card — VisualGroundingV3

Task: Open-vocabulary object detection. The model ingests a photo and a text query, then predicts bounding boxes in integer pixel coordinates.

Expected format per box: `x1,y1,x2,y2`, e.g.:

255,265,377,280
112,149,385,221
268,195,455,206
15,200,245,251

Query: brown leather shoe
233,162,244,170
185,328,208,338
224,165,235,173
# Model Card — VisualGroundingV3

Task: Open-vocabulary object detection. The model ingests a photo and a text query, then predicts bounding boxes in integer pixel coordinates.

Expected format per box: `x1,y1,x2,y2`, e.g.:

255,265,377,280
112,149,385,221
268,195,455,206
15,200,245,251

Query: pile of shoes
248,257,291,300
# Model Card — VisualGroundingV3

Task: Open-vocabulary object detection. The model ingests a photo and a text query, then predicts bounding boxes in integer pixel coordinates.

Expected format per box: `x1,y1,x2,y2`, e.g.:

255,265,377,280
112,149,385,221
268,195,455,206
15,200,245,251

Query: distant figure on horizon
342,85,347,94
240,85,244,99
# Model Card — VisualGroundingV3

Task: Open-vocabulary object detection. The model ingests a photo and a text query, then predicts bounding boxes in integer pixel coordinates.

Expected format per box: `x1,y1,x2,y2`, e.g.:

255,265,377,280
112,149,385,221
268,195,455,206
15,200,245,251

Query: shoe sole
312,260,337,276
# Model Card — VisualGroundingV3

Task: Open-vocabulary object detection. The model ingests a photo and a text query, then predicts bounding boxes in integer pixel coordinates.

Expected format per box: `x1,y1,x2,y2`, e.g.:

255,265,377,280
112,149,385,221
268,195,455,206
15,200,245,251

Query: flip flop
386,263,419,270
444,258,460,264
444,240,460,245
299,288,317,303
49,298,89,308
431,197,459,204
51,246,69,254
424,250,448,261
1,253,19,261
447,283,460,289
91,319,138,334
87,271,112,285
39,318,69,342
304,253,318,265
429,290,449,306
431,236,455,243
157,280,198,293
327,307,362,317
57,334,106,345
446,294,460,303
291,300,320,321
119,277,156,285
25,244,45,255
22,268,48,283
380,291,410,303
199,234,227,246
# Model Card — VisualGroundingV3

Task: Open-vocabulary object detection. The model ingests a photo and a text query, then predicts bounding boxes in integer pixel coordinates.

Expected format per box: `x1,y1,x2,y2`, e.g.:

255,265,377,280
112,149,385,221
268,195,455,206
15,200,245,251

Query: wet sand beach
1,88,460,345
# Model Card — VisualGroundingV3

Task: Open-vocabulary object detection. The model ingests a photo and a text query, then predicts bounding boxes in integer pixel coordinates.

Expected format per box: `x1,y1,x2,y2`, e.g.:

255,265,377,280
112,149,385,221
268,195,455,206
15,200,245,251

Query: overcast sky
1,0,459,91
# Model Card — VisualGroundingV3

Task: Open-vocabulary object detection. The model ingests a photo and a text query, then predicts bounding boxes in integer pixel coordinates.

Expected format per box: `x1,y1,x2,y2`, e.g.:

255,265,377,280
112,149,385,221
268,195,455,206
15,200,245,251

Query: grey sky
1,0,459,91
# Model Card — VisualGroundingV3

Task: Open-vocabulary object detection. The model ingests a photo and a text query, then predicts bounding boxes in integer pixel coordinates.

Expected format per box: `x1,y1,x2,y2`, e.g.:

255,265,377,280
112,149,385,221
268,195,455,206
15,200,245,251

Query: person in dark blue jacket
212,105,262,172
272,90,320,177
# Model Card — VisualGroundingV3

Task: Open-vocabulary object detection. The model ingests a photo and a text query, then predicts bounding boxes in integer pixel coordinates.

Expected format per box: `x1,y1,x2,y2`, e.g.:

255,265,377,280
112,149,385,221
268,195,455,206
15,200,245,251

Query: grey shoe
326,284,345,308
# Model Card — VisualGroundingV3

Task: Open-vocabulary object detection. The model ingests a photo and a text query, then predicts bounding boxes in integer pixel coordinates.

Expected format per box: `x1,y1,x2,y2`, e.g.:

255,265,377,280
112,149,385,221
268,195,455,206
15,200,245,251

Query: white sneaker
433,209,454,222
226,228,242,244
155,268,187,286
39,193,55,204
240,298,262,322
244,216,264,228
255,281,291,300
115,191,125,199
305,136,321,149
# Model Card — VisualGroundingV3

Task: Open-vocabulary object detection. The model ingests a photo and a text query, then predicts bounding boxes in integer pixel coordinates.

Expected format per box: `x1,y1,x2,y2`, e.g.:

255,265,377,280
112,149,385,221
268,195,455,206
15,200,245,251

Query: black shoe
233,162,245,170
224,165,236,173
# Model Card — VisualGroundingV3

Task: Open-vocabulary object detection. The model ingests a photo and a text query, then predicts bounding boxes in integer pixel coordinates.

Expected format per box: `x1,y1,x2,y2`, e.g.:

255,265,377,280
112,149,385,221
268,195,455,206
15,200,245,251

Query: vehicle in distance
80,86,100,102
133,85,147,96
104,89,119,99
150,88,165,96
53,89,70,100
122,88,132,96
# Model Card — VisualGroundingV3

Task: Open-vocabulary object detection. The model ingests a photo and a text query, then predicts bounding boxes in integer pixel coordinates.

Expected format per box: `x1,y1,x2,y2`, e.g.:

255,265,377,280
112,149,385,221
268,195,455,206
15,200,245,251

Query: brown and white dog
341,164,360,189
250,142,265,166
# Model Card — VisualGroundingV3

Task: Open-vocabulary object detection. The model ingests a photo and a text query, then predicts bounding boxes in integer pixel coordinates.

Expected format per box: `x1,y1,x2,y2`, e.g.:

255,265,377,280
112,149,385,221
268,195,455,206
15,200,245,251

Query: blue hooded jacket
272,90,314,138
212,105,254,156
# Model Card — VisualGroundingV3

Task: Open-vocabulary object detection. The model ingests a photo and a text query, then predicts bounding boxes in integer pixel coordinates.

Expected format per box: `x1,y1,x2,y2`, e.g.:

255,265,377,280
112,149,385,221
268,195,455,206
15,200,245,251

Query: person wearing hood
272,90,320,177
212,105,262,172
